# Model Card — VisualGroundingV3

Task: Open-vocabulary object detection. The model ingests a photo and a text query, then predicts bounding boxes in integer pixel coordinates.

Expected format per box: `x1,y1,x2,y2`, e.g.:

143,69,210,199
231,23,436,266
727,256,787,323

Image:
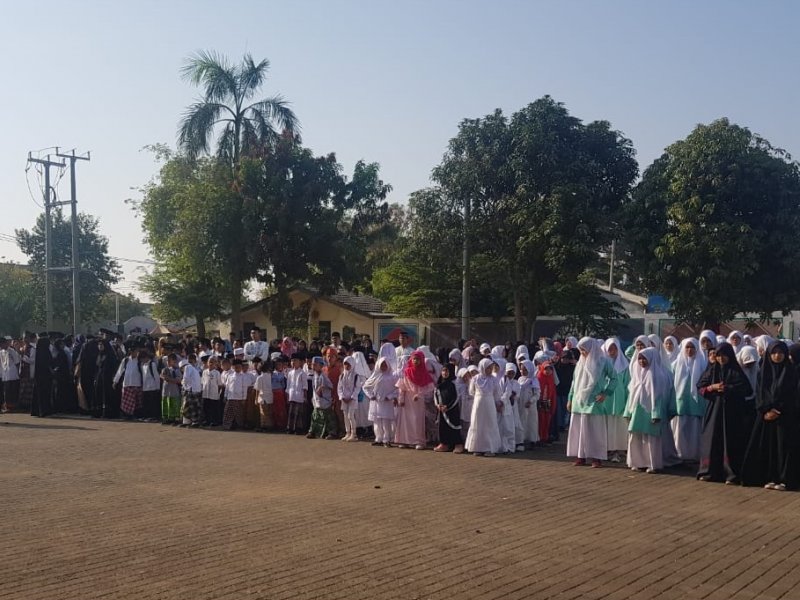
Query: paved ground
2,414,800,600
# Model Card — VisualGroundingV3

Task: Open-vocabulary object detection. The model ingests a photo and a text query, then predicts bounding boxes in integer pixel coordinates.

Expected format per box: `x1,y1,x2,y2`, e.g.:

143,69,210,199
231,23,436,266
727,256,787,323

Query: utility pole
461,196,471,340
56,148,91,336
608,239,616,293
27,153,65,332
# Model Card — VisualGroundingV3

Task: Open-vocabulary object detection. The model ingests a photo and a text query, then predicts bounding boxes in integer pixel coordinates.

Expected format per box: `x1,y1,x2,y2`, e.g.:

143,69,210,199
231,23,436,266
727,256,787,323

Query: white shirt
285,368,307,404
225,371,249,401
202,369,222,400
141,360,161,392
182,364,202,394
254,373,274,405
22,346,36,379
0,347,21,381
114,356,143,388
244,340,270,362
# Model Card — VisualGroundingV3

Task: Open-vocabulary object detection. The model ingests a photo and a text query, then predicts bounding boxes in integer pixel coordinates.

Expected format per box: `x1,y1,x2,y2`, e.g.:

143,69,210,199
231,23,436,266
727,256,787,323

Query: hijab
518,359,540,391
755,335,774,357
571,337,606,406
756,340,796,413
515,344,530,363
673,338,706,403
627,347,671,413
602,337,629,374
727,330,743,348
449,348,465,368
698,342,753,398
403,350,433,387
363,356,397,396
663,335,679,363
378,342,398,373
647,334,672,369
491,345,506,359
473,358,497,390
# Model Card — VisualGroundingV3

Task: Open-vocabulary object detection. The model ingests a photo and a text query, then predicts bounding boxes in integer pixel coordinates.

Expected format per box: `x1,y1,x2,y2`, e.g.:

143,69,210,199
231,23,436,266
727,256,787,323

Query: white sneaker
414,444,425,450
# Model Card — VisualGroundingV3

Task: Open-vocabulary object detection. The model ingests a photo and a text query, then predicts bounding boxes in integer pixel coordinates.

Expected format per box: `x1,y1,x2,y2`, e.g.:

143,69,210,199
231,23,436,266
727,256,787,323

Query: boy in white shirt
180,357,203,427
114,346,143,419
254,362,274,432
222,359,248,430
202,356,224,426
285,353,307,435
307,356,336,439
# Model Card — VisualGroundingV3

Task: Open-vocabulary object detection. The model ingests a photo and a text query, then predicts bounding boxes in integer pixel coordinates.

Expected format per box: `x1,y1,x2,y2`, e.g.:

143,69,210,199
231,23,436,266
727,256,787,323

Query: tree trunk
513,289,525,341
230,281,243,341
195,314,207,339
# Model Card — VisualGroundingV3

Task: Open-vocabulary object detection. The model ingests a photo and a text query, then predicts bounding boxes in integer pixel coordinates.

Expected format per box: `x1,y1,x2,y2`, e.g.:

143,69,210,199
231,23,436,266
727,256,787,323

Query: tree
15,210,121,325
179,51,298,167
134,148,228,336
178,50,299,334
239,138,391,325
622,118,800,329
95,292,146,326
429,97,638,338
0,264,36,335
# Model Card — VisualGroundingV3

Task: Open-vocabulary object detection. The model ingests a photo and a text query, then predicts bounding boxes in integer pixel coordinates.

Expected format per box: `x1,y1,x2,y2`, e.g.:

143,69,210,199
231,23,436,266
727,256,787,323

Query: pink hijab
404,350,434,387
280,337,295,357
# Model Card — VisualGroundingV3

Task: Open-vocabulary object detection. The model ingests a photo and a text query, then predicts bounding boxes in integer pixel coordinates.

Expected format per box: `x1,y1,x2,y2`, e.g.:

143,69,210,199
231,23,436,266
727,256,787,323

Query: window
317,321,331,341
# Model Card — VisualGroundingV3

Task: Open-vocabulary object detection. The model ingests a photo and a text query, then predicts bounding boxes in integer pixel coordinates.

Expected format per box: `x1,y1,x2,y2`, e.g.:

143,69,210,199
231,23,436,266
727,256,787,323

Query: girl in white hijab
351,352,373,432
727,330,744,355
337,356,364,442
625,347,672,473
647,334,673,372
465,358,502,456
671,338,707,462
566,337,617,467
663,336,679,363
602,337,630,462
378,342,398,375
363,357,398,446
455,367,473,443
698,330,716,360
515,359,540,449
499,362,519,453
754,335,774,358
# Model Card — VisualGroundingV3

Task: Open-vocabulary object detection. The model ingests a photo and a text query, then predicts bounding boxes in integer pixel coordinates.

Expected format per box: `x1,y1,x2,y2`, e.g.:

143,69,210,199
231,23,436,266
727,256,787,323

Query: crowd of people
0,326,796,491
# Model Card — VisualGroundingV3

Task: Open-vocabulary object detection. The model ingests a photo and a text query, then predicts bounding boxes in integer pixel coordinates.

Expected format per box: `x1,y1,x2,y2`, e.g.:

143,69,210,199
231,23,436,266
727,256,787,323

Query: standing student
625,347,670,473
31,335,53,418
285,353,307,435
160,354,182,425
394,350,434,450
254,362,274,432
566,337,617,468
180,358,203,427
741,341,799,491
537,361,556,445
270,353,289,431
0,337,21,413
338,356,363,442
201,357,224,426
363,357,398,447
18,335,36,412
222,359,248,430
516,359,540,449
671,338,707,462
96,340,119,419
433,364,464,453
307,356,336,439
602,338,630,463
497,362,518,453
554,345,578,434
738,346,760,438
456,366,476,444
114,345,143,419
465,358,502,457
51,339,73,413
140,350,162,422
696,342,753,484
242,358,260,429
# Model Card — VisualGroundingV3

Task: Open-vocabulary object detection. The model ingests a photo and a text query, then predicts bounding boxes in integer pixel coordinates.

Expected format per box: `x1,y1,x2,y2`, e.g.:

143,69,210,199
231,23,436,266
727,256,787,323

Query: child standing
254,362,274,432
114,345,143,419
180,358,203,427
337,356,363,442
285,353,307,435
498,362,519,453
159,353,182,425
222,359,248,430
516,359,540,449
625,347,669,473
363,357,397,447
202,357,223,426
270,353,288,431
307,356,336,439
537,361,556,445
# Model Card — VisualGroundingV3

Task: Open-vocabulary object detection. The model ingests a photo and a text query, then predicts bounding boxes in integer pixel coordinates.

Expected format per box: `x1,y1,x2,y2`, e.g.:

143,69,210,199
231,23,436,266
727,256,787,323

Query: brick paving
2,414,800,600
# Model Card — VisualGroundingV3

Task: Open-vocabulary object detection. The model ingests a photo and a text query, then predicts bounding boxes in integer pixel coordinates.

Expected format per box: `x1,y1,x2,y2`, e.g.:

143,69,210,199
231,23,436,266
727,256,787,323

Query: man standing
395,331,415,372
0,337,21,413
244,327,270,363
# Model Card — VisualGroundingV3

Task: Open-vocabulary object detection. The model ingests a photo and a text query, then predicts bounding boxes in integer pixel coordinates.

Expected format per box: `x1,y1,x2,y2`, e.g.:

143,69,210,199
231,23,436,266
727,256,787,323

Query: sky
1,0,798,300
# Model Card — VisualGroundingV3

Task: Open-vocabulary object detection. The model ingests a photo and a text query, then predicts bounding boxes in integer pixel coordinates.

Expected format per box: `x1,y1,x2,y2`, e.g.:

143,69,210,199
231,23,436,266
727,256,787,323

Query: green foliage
0,264,36,335
95,292,146,325
546,278,628,339
622,118,800,326
15,210,121,324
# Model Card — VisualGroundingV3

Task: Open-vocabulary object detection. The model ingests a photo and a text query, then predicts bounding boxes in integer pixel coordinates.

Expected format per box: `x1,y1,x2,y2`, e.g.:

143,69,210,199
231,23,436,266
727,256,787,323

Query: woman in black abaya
31,336,53,417
95,340,119,419
740,341,799,491
696,342,752,484
433,364,464,453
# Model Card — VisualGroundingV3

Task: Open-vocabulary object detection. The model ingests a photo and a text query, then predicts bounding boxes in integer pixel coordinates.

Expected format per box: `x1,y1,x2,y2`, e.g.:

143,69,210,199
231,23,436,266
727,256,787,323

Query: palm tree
179,50,299,167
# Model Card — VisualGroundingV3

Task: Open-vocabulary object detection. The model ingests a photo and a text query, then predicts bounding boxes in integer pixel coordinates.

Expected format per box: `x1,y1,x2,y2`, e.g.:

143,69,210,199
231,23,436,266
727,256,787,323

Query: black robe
76,342,100,415
741,342,799,488
696,343,752,483
95,348,119,419
435,376,462,448
51,349,74,413
31,339,53,417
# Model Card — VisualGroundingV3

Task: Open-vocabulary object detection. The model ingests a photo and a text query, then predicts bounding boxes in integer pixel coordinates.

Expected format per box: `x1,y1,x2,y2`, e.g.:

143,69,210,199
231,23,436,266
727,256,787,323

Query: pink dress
393,377,433,447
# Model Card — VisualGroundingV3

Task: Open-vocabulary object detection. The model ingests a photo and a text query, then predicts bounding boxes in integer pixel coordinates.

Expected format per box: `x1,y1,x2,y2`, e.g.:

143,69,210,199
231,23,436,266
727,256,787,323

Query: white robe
516,378,540,444
497,378,518,453
566,413,608,460
466,377,502,454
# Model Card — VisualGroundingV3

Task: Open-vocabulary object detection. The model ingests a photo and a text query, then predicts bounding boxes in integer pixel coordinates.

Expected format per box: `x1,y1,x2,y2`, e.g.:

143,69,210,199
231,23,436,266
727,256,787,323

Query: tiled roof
301,287,391,316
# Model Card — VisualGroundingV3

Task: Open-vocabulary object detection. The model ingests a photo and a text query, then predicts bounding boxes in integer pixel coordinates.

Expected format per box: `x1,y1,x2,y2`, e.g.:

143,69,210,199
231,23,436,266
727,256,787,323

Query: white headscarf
715,334,727,346
602,337,629,374
629,335,650,376
755,335,774,356
504,362,517,377
672,338,706,404
479,343,491,355
566,336,579,350
627,347,671,413
351,351,372,380
493,357,507,379
518,359,540,390
698,330,716,360
663,335,679,363
362,357,397,399
491,345,506,359
378,342,398,373
448,348,465,368
727,330,743,347
647,334,672,368
515,345,530,362
571,337,606,407
473,358,496,389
